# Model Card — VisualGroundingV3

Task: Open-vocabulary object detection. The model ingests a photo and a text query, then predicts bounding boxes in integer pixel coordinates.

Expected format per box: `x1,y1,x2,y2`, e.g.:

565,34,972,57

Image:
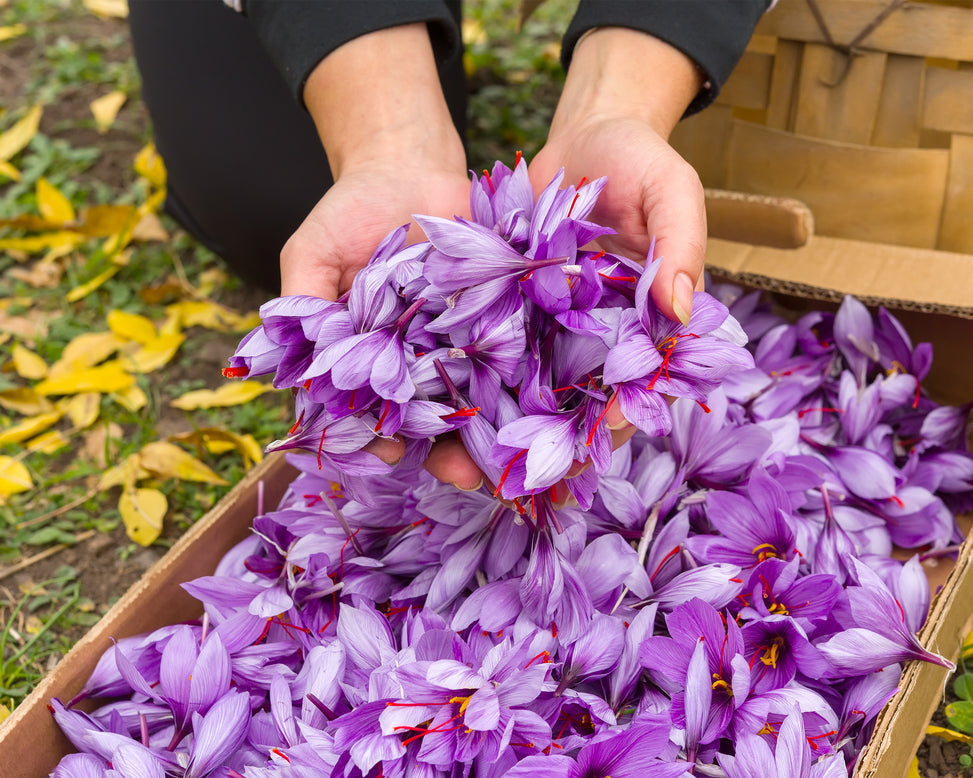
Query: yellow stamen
449,695,472,714
752,543,779,562
760,640,782,668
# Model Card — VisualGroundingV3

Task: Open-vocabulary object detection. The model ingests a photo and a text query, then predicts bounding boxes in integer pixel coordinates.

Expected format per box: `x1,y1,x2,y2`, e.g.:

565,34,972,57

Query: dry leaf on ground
170,427,264,469
90,90,127,133
133,142,166,188
0,456,32,499
119,487,165,546
138,441,228,485
11,343,48,380
170,380,274,410
34,360,134,395
83,0,128,18
106,309,157,344
0,388,54,416
0,410,64,445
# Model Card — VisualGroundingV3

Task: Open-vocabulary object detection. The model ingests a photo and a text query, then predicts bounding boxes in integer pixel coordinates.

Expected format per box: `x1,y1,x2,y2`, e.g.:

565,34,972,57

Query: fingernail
452,478,484,493
607,418,630,431
672,271,694,327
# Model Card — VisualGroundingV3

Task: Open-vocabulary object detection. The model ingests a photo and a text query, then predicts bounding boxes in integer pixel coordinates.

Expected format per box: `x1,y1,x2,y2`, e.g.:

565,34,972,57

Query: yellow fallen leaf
131,212,168,242
0,232,85,254
25,428,69,454
0,105,42,163
170,380,275,410
0,702,11,723
65,392,101,429
0,456,32,498
0,410,64,445
34,360,134,396
65,265,122,302
925,725,973,744
36,177,75,224
196,268,229,297
140,187,166,216
165,299,260,332
11,343,48,380
122,332,185,373
84,0,128,18
158,311,182,337
0,300,53,340
120,487,166,546
134,142,166,188
49,332,124,379
79,204,137,237
0,24,27,42
170,427,264,469
90,90,126,134
138,441,228,485
107,309,157,344
0,159,21,181
99,452,146,491
111,384,147,411
0,388,54,415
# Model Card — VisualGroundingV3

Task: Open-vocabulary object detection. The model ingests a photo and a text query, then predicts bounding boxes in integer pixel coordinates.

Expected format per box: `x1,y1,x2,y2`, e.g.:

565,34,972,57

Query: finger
280,240,342,300
363,435,406,465
422,437,485,492
641,157,707,325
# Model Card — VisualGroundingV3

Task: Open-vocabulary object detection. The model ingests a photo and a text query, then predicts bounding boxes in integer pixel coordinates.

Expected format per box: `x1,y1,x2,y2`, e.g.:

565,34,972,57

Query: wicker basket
672,0,973,254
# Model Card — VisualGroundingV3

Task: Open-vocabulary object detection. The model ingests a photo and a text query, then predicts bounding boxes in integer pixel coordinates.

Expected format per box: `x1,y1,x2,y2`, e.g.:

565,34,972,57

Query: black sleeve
240,0,462,106
562,0,772,116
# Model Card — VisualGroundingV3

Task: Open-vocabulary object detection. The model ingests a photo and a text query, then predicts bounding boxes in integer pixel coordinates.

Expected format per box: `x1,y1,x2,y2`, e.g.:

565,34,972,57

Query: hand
280,158,471,299
529,27,708,325
529,117,706,325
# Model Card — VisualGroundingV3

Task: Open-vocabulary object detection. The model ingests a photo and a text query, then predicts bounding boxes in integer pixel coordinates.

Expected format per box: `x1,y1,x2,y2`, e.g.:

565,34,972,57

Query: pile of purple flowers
50,160,973,778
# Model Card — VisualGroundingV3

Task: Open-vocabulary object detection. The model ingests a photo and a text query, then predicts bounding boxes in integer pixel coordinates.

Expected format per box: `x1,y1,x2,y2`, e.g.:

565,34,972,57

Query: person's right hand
279,156,471,300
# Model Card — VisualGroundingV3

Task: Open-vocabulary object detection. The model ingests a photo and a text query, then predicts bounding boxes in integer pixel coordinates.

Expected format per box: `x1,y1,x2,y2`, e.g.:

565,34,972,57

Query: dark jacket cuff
244,1,461,106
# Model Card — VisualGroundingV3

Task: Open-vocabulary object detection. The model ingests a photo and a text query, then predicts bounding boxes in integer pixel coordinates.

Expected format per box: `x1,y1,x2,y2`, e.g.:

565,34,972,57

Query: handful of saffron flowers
49,161,973,778
224,156,754,522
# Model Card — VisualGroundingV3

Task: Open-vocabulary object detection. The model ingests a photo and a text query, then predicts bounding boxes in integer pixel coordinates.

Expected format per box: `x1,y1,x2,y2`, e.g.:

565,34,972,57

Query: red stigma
889,494,905,508
797,406,844,418
222,365,249,378
316,425,328,469
524,650,550,668
374,400,391,433
587,392,618,446
494,449,528,497
650,545,681,581
288,409,305,436
483,169,494,193
442,406,480,420
515,150,523,167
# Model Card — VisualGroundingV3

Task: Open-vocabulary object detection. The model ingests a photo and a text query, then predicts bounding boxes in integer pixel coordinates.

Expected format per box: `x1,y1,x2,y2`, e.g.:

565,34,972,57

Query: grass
0,0,578,717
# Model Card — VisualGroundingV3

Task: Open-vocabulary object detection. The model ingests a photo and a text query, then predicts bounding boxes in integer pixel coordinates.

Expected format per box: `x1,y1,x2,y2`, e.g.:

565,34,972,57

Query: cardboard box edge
0,453,295,778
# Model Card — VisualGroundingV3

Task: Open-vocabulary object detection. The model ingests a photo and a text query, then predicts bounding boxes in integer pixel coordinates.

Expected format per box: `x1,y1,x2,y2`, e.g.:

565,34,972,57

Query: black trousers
128,0,466,293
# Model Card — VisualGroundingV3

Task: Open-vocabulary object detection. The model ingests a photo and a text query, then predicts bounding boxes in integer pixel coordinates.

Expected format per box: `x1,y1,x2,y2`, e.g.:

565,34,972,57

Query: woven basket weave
671,0,973,254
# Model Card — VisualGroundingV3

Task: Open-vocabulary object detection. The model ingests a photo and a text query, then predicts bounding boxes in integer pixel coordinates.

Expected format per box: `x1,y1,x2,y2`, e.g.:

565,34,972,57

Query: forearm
302,23,464,178
550,27,704,141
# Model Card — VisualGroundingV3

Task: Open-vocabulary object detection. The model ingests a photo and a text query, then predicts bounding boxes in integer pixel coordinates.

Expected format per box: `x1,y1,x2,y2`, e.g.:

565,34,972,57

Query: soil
2,8,970,778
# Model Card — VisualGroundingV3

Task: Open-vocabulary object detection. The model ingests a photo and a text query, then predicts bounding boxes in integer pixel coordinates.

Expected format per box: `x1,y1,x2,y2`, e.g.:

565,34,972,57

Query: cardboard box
2,225,972,777
0,453,297,778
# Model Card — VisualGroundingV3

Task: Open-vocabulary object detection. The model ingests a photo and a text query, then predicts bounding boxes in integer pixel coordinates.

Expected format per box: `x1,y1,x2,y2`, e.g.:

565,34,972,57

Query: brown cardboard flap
0,454,296,778
705,189,814,249
706,235,973,318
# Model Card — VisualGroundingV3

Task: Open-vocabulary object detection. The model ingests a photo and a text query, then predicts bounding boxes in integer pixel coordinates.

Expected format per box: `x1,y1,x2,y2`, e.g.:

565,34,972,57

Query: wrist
551,27,704,141
303,24,464,178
